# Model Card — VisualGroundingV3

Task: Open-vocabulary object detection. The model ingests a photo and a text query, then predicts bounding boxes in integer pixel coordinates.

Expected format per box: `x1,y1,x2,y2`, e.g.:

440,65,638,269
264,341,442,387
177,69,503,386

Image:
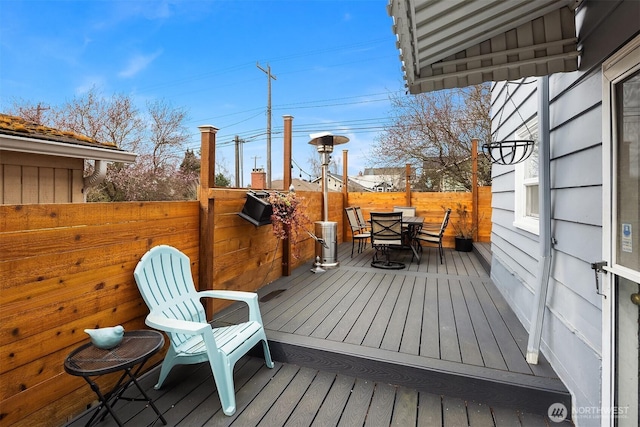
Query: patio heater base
314,221,339,269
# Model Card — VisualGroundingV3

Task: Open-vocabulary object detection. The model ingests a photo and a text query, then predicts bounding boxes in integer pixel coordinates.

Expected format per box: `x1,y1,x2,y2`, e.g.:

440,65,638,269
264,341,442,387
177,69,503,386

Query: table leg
84,377,124,427
124,369,167,425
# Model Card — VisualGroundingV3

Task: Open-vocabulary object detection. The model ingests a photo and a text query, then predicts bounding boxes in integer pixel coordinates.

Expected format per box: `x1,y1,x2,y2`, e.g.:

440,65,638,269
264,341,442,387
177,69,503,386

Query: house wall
0,151,85,204
489,2,640,425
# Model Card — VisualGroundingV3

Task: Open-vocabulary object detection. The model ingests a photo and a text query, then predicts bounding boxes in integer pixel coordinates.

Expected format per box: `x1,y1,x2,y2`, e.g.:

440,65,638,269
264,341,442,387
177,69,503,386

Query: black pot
238,191,273,226
454,237,473,252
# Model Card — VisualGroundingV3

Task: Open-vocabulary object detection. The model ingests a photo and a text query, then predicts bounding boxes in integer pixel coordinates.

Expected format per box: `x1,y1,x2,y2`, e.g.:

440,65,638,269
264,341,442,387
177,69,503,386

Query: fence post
282,115,293,276
472,138,479,241
405,163,412,206
198,125,218,317
343,150,349,240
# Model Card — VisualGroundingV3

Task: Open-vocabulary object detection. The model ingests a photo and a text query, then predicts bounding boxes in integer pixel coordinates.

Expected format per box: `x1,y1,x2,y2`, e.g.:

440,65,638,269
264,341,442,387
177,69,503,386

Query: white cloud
75,76,106,95
118,50,162,78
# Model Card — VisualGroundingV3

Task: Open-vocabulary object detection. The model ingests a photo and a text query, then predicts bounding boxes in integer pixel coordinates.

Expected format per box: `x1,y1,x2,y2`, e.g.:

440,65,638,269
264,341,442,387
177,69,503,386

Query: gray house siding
489,2,639,425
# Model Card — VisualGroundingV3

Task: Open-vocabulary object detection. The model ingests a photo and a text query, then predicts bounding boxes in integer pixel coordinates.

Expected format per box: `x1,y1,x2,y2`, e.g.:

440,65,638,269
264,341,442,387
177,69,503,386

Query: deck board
65,244,570,427
399,276,424,355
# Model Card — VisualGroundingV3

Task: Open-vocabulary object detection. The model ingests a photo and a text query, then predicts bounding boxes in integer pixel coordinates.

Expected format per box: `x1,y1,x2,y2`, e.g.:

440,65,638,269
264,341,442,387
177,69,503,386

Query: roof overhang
0,134,137,163
387,0,581,93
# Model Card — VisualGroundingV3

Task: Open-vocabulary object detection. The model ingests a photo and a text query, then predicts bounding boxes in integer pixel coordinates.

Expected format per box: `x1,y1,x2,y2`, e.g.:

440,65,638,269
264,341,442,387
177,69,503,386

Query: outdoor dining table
401,216,424,262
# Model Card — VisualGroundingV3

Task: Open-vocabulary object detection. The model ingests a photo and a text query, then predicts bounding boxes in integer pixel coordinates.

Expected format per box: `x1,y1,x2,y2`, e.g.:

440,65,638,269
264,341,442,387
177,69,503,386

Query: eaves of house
388,0,580,93
0,114,136,163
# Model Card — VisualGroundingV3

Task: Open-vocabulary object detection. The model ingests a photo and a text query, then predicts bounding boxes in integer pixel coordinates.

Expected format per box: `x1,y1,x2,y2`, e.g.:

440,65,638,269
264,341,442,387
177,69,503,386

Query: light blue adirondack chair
133,245,274,416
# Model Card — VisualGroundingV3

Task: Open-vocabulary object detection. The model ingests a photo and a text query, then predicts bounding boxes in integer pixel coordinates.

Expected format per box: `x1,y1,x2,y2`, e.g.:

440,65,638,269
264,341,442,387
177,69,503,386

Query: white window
513,119,539,234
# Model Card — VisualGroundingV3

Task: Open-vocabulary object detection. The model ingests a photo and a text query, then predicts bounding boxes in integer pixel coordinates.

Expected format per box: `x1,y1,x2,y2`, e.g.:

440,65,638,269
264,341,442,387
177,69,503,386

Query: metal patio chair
133,245,274,416
393,206,417,217
416,208,451,264
370,211,405,269
354,206,370,232
345,207,371,256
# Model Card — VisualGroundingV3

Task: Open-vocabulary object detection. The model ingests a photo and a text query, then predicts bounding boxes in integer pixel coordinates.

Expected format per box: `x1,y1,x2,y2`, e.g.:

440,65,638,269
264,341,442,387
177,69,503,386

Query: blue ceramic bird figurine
84,325,125,349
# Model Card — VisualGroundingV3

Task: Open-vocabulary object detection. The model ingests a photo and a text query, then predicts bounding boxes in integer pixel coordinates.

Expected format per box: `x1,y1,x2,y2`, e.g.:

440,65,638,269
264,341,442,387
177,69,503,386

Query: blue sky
0,0,405,185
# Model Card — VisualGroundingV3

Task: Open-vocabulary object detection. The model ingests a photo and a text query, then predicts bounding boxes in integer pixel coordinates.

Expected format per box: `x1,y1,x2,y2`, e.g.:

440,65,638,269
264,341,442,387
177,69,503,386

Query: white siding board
540,314,601,426
547,277,602,353
488,172,515,192
549,71,602,126
490,257,535,327
491,224,538,279
490,190,515,211
490,164,513,180
551,106,602,158
553,220,602,264
552,250,604,310
552,146,602,188
551,186,602,226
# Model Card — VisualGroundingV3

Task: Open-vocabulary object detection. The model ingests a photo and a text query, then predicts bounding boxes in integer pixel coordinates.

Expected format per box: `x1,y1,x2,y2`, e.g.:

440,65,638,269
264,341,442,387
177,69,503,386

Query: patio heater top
308,132,349,222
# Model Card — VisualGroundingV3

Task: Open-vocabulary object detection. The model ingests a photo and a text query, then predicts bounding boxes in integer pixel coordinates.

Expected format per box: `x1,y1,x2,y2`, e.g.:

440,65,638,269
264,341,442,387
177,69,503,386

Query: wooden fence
346,187,492,247
0,188,489,426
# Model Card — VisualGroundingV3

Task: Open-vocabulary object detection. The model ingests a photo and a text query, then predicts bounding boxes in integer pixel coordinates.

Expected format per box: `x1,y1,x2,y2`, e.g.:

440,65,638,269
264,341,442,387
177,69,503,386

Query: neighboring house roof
271,178,322,192
351,171,403,191
0,114,136,163
308,173,373,192
388,0,579,93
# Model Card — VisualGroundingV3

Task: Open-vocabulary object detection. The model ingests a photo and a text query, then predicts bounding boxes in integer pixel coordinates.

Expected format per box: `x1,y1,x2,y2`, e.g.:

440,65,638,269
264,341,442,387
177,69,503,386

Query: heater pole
322,160,329,222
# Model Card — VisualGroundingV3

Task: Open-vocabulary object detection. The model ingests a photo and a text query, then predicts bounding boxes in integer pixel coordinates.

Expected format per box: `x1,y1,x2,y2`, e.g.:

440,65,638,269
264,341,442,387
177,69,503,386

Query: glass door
615,276,639,426
613,68,640,427
603,34,640,427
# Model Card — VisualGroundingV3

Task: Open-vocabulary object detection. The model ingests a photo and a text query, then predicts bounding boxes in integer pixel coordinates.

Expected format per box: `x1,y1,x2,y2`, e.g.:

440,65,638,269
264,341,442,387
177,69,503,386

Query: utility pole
234,136,241,188
256,62,276,189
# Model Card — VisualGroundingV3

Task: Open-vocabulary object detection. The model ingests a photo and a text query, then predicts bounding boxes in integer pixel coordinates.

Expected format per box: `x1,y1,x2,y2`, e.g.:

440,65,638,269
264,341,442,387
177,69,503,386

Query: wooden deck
66,244,572,427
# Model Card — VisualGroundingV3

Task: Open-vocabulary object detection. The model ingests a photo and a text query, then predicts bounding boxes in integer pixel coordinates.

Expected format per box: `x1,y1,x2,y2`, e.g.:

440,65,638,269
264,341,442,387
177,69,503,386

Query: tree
371,84,492,191
307,146,341,180
9,88,196,201
146,99,189,173
215,173,231,187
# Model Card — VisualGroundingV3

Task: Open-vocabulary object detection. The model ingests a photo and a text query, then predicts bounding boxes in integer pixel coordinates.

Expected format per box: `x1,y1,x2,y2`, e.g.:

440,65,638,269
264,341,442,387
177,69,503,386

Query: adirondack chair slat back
134,246,206,348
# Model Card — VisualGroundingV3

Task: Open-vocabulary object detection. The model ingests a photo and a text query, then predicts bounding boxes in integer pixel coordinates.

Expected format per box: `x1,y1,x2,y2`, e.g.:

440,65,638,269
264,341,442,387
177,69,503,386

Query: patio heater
308,132,349,269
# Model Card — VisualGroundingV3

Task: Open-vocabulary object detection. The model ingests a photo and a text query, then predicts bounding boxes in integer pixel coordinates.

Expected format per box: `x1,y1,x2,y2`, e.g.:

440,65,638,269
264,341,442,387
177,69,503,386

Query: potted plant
268,190,311,258
451,203,477,252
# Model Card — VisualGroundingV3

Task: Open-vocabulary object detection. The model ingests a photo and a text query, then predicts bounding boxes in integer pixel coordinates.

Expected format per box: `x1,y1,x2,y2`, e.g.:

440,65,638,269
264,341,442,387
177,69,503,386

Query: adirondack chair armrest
146,313,210,335
197,290,264,324
198,290,257,303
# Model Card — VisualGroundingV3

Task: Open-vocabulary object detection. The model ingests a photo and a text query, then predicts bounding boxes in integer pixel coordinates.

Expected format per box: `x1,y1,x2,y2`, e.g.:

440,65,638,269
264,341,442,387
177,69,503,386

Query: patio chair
354,206,369,232
370,211,405,269
345,207,371,256
393,206,418,246
415,208,451,264
133,245,274,416
393,206,417,217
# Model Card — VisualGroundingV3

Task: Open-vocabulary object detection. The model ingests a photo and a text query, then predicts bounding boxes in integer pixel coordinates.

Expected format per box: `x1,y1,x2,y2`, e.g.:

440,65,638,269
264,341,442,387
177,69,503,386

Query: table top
402,216,424,225
65,330,164,377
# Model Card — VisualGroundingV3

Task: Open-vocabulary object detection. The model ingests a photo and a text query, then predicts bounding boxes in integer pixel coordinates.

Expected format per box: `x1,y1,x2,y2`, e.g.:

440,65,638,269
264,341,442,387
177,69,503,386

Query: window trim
513,119,539,235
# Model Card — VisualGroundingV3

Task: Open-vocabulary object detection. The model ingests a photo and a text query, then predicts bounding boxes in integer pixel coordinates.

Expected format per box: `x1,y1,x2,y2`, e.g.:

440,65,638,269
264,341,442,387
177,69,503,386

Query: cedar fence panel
1,188,487,426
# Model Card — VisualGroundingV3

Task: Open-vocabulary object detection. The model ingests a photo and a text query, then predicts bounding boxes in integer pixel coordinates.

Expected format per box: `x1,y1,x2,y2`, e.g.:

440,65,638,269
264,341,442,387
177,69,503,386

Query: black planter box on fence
238,191,273,226
454,237,473,252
